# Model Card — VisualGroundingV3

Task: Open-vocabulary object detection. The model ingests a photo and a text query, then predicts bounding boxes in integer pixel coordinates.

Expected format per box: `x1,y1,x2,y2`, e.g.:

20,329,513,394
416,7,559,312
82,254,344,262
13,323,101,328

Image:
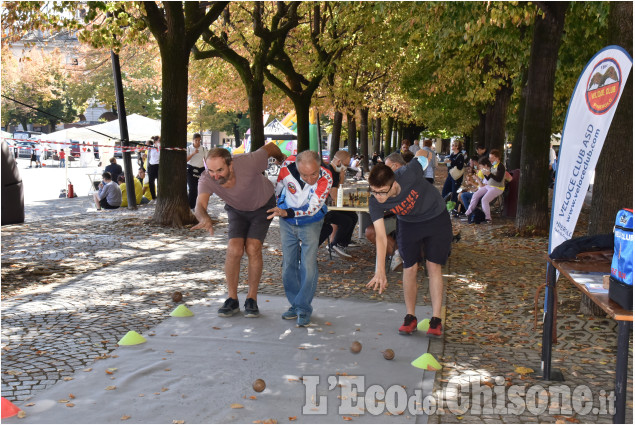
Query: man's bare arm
262,142,285,163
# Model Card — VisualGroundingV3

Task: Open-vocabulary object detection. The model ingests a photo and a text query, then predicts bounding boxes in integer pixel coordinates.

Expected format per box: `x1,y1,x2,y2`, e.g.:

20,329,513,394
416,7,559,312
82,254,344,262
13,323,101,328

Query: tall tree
192,2,299,152
516,2,568,232
263,3,346,152
588,1,633,235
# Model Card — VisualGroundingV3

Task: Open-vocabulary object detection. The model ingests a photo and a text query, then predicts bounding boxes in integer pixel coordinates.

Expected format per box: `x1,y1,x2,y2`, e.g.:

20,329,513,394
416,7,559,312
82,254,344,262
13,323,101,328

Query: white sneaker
390,249,403,271
332,244,352,259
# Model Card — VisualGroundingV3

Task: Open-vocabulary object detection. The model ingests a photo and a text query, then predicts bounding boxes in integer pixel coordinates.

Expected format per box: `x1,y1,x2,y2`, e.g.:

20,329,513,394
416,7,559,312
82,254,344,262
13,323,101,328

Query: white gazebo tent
43,114,161,160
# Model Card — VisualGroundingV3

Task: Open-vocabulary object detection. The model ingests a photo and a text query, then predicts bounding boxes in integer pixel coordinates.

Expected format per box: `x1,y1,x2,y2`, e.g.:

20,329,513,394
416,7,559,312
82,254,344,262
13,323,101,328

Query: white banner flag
549,45,632,253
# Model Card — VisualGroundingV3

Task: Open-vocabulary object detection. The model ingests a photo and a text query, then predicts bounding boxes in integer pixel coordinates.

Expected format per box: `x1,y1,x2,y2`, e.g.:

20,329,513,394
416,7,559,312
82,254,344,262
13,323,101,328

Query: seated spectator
348,155,364,180
105,157,123,184
320,150,358,258
136,168,153,200
118,174,149,208
464,149,506,224
371,151,383,167
453,156,489,218
93,171,122,211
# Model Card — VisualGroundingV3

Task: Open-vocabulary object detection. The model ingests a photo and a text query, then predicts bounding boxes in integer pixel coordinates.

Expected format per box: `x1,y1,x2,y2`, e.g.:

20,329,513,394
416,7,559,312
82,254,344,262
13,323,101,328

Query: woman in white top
147,136,161,200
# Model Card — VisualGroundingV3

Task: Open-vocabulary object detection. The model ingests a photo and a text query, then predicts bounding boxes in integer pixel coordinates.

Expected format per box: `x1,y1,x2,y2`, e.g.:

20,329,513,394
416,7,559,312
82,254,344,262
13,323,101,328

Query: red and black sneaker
398,314,418,335
427,316,443,336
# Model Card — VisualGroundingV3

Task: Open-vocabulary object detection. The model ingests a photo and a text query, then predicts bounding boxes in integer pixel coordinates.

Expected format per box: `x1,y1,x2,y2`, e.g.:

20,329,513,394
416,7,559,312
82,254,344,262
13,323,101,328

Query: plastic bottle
337,184,344,207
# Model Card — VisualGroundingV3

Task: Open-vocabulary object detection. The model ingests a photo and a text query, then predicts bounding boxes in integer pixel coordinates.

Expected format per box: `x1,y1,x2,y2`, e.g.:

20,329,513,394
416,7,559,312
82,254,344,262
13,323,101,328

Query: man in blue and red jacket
267,150,333,327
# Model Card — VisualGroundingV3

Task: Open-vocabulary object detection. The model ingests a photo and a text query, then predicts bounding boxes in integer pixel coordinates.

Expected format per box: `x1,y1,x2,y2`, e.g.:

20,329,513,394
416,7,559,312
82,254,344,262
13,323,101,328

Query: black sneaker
217,297,239,317
244,298,260,318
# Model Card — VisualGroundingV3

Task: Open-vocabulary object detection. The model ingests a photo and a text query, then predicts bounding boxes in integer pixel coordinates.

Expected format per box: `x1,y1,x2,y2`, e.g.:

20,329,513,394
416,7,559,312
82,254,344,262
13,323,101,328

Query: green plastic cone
417,318,430,332
118,330,147,346
170,304,194,317
411,353,442,371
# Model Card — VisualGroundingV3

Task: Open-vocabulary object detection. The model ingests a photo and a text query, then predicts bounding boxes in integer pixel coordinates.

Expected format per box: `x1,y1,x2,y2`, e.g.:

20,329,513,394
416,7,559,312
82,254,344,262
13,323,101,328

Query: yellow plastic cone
411,353,442,371
417,318,430,332
118,330,147,346
170,304,194,317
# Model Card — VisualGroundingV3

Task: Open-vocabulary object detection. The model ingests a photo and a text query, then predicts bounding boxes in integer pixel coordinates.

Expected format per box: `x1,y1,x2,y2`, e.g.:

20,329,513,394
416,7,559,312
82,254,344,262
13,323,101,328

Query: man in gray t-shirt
93,171,122,210
367,159,452,337
193,143,285,319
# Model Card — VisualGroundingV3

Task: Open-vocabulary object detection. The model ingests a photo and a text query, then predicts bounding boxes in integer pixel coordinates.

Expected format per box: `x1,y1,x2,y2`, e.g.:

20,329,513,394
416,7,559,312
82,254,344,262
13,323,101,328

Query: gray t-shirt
369,159,446,223
98,181,122,207
198,148,273,211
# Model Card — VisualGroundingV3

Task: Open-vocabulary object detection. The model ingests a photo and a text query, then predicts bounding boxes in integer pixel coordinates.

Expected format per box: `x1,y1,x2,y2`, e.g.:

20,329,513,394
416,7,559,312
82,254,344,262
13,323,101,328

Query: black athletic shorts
396,211,452,268
225,195,276,242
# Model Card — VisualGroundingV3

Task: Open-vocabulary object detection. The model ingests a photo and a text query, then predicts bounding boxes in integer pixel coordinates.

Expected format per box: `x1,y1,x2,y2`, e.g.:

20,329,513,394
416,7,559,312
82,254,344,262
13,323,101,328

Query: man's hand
266,207,288,220
191,217,214,236
366,272,388,294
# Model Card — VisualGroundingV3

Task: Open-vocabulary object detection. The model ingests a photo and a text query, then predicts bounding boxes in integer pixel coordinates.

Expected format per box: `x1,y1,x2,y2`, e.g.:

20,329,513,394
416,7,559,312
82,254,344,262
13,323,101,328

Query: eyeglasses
369,182,394,197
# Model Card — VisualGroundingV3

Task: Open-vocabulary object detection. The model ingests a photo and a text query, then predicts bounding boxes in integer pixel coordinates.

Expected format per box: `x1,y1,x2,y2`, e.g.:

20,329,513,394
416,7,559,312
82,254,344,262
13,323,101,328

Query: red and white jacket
275,156,332,225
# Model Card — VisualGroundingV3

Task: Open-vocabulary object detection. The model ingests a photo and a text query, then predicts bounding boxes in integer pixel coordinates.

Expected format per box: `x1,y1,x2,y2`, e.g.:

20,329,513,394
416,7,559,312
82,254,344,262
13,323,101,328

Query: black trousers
187,165,205,209
148,163,159,200
319,210,358,247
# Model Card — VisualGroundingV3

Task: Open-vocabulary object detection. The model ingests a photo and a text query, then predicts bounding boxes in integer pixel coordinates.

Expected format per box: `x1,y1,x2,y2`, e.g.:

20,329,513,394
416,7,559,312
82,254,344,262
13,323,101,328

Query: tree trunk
347,112,357,157
153,43,193,226
247,83,266,152
329,110,343,159
384,116,393,155
397,122,404,147
472,112,486,149
588,1,633,235
486,80,513,154
359,108,369,172
294,96,312,153
373,116,381,155
510,68,529,171
516,2,568,233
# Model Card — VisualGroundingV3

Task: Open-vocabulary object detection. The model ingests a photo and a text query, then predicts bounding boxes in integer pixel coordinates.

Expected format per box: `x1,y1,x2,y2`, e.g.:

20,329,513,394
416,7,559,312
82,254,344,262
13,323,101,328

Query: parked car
16,141,36,159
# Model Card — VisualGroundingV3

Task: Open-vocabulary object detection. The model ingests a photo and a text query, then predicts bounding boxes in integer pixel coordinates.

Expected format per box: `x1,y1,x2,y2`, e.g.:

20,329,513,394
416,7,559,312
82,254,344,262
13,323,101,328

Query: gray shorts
384,215,397,236
225,195,276,242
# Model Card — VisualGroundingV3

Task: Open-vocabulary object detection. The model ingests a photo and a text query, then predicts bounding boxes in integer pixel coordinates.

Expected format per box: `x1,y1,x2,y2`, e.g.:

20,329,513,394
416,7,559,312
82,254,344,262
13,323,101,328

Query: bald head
331,150,351,172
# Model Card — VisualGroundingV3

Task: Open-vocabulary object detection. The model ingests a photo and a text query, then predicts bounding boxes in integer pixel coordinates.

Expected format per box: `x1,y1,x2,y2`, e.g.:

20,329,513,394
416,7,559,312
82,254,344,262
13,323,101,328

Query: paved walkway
1,190,632,423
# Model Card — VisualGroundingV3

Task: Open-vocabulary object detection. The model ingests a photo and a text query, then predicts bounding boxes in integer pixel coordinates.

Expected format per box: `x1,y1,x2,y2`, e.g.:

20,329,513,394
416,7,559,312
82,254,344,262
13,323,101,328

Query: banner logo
585,58,622,115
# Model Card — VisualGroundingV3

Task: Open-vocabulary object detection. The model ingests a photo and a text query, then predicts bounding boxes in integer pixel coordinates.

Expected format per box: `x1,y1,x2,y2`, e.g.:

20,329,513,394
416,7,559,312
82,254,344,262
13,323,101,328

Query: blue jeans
459,192,473,210
279,218,323,317
442,174,463,204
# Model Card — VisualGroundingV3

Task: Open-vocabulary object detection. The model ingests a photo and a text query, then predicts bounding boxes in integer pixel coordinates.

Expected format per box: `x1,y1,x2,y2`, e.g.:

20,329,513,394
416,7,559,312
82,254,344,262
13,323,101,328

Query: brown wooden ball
253,379,266,392
350,341,362,354
382,349,395,360
171,291,183,303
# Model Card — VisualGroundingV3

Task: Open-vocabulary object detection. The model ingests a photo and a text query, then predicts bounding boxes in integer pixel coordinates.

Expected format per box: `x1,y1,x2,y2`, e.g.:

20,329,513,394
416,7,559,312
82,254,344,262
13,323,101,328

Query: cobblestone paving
1,198,426,403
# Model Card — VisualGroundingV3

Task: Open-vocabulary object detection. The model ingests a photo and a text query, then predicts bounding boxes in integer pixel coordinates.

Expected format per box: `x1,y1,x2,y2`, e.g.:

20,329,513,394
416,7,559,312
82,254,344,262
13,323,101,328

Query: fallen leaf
105,386,117,390
121,415,131,420
514,366,534,375
164,368,171,371
288,416,297,421
231,403,244,409
161,387,169,392
172,421,185,424
57,399,70,403
65,403,75,407
17,411,26,419
68,394,75,399
63,377,73,381
25,403,35,406
343,416,353,421
249,396,257,400
83,368,92,372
